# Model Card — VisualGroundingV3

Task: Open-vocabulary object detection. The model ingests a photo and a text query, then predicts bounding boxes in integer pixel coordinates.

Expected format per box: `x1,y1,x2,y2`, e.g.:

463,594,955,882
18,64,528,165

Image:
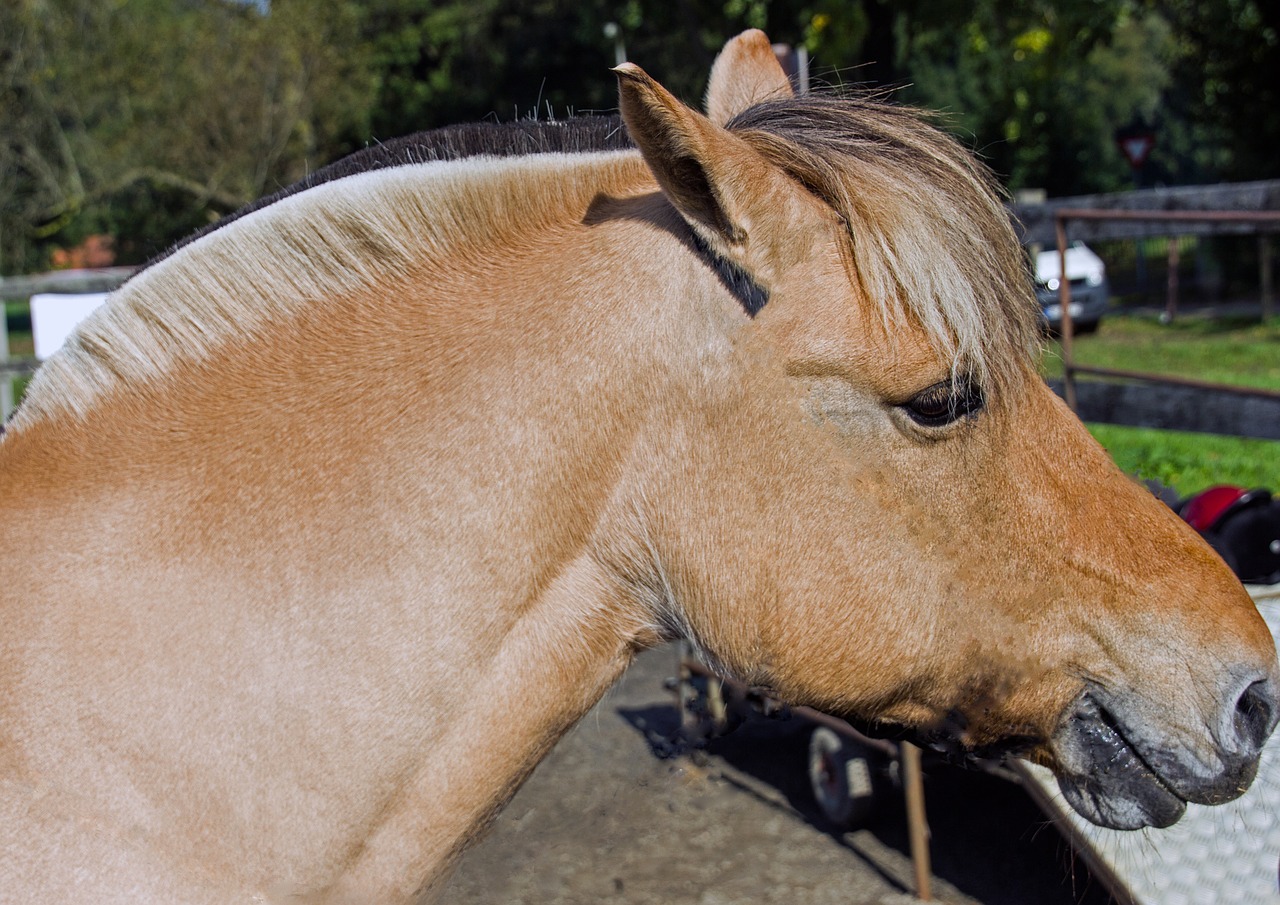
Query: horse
1,29,1275,904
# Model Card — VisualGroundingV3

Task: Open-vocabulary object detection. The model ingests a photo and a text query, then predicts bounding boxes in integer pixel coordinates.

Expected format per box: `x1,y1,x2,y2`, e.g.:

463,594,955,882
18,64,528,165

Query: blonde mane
11,98,1040,433
10,151,640,431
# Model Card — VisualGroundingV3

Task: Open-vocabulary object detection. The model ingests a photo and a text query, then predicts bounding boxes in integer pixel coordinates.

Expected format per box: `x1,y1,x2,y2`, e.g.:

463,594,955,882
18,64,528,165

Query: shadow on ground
620,704,1120,905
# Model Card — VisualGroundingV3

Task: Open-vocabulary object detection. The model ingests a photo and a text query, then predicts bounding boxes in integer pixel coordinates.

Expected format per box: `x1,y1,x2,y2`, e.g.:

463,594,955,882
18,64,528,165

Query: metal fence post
1,299,11,420
1165,237,1180,324
1261,234,1274,321
1054,215,1078,413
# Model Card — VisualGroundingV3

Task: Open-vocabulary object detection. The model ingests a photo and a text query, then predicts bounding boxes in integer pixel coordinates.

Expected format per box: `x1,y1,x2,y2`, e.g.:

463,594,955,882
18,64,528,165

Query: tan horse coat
1,31,1275,903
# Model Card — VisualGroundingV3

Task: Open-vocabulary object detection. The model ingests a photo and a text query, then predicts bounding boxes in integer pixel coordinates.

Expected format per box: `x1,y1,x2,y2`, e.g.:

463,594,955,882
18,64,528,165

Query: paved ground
441,644,1117,905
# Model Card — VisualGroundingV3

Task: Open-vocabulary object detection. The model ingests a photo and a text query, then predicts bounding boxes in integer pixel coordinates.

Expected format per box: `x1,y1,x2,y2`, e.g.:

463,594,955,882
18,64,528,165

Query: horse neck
0,153,731,901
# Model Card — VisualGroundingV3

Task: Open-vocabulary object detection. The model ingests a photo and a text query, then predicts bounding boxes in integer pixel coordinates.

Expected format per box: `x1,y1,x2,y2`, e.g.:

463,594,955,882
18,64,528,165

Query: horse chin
1050,692,1189,830
843,712,1043,767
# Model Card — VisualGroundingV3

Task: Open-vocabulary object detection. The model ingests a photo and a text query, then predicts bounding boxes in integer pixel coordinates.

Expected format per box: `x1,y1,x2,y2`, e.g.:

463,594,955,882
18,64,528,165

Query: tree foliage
1,0,374,270
1,0,1275,275
1153,0,1280,182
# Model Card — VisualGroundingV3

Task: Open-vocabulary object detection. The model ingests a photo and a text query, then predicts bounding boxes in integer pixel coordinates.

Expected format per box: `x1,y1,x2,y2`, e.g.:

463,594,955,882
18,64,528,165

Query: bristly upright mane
10,117,639,432
150,117,635,269
9,99,1040,433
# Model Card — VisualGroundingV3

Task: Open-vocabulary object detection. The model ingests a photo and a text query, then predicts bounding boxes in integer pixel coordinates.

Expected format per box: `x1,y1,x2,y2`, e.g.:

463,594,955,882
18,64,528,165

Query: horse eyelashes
902,380,984,428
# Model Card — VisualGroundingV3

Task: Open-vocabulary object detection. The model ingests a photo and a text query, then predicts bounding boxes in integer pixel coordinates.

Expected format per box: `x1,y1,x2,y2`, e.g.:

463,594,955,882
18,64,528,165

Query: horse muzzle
1049,675,1279,830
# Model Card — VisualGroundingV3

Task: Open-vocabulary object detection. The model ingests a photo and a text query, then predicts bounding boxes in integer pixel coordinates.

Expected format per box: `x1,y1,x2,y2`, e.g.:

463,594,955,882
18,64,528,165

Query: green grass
1088,424,1280,496
1042,312,1280,391
1041,312,1280,496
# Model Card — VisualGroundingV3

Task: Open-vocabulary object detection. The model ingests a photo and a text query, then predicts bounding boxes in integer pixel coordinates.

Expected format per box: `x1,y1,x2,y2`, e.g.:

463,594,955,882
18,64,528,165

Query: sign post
1114,126,1157,292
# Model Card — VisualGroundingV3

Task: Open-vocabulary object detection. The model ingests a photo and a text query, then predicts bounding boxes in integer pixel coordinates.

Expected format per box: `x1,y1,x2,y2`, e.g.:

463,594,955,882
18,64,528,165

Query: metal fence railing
1053,209,1280,439
0,267,134,420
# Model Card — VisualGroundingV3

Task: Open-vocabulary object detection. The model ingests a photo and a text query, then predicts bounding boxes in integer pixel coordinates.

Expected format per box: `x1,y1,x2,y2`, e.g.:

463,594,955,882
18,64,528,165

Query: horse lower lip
1092,699,1171,787
1055,694,1187,829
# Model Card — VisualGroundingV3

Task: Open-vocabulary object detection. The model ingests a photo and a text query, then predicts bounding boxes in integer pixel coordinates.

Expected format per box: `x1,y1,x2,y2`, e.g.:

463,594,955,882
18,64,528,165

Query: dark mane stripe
148,116,634,270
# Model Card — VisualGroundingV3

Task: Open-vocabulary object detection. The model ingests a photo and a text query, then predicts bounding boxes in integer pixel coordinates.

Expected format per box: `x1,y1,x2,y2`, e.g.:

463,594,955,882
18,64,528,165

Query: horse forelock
727,96,1043,398
9,147,643,432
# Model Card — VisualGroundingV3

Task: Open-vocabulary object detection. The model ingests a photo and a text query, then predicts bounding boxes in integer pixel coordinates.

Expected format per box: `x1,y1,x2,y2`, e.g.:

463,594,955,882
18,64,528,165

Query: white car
1035,241,1109,333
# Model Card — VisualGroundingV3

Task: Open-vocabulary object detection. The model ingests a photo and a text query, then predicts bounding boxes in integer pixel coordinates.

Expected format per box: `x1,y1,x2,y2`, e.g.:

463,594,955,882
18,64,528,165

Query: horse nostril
1233,680,1276,753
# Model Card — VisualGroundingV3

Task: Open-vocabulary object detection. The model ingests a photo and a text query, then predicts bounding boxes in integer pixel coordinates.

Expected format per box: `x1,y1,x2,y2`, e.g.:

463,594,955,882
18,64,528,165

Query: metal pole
1054,215,1077,413
706,674,726,730
0,297,11,420
676,642,694,734
902,742,932,901
603,22,626,66
1261,235,1274,321
1164,237,1180,324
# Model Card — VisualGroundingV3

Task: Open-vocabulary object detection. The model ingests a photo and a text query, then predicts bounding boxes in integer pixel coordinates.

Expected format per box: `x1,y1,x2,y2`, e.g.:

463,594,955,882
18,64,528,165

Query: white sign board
31,292,109,360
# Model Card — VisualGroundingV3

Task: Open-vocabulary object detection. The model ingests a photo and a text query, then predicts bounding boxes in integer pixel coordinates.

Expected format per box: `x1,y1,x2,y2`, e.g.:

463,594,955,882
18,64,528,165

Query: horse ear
705,29,794,126
616,62,776,258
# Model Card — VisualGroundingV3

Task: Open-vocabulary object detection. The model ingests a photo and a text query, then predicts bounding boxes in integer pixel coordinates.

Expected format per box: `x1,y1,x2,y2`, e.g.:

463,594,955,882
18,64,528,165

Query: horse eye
901,380,984,428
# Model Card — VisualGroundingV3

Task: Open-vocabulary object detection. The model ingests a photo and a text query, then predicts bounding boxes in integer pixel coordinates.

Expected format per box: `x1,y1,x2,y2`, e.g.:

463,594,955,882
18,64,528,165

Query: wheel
807,726,882,827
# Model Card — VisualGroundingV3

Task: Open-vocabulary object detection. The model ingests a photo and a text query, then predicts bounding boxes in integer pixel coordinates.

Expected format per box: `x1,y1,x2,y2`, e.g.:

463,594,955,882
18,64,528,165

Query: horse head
615,30,1278,831
4,29,1277,904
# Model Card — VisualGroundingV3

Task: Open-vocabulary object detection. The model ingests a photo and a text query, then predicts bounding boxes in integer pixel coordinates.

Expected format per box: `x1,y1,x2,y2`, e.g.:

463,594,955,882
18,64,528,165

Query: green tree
896,0,1137,194
0,0,375,272
6,0,1275,276
1154,0,1280,181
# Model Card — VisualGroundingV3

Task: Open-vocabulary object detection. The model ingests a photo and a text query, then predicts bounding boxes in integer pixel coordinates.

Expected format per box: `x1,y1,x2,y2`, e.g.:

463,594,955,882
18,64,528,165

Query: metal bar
1165,237,1180,324
678,657,899,755
0,358,39,376
787,703,899,758
1054,216,1078,412
683,652,926,764
676,643,695,734
0,266,135,301
706,674,726,726
901,742,933,902
1055,208,1280,224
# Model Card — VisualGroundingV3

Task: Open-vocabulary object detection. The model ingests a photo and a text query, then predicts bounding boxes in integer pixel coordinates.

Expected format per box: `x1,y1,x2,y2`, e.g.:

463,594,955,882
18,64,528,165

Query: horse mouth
1052,692,1187,830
